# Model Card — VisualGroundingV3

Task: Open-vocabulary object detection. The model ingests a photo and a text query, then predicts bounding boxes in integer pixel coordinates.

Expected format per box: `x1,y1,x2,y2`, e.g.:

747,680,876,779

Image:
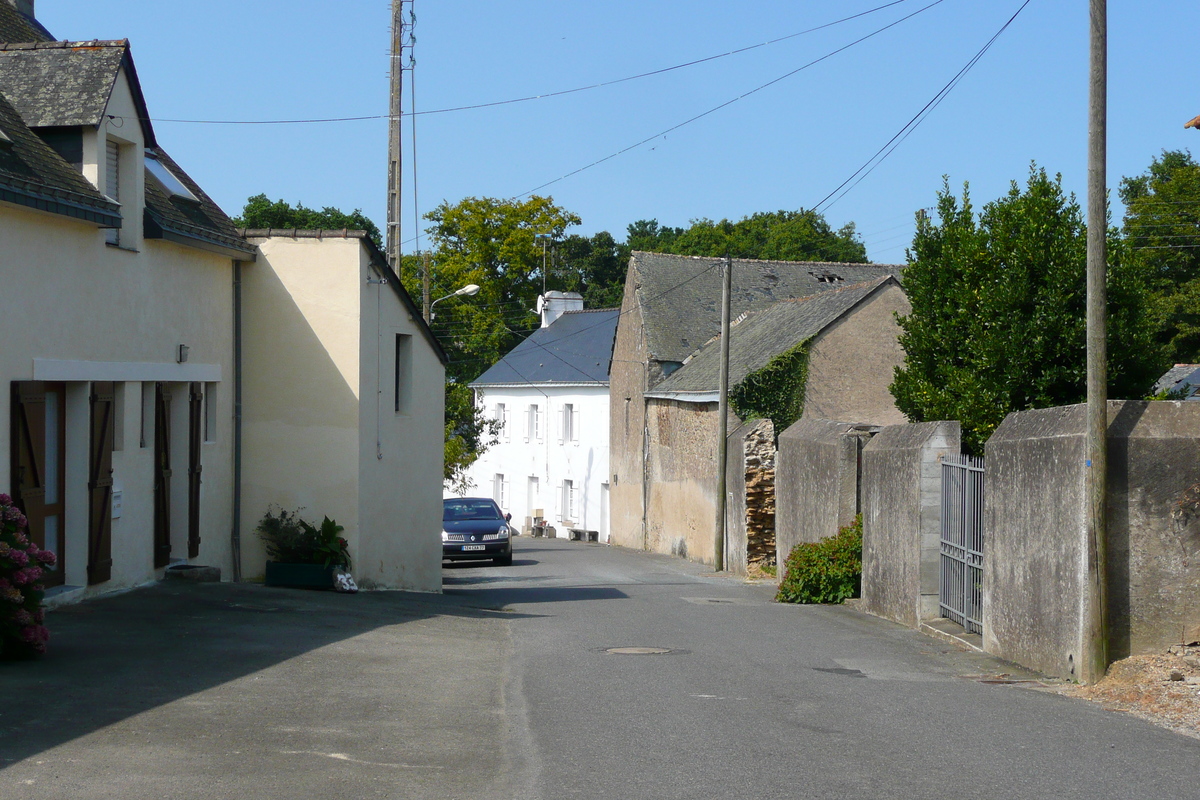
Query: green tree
233,194,383,249
1120,150,1200,362
625,210,867,263
557,230,630,308
891,166,1164,454
409,196,582,490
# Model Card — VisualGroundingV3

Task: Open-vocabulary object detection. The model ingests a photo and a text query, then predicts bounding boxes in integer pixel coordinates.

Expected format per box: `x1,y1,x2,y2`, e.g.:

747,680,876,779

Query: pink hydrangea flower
0,493,12,505
8,550,28,568
13,609,32,626
36,550,56,566
0,542,10,555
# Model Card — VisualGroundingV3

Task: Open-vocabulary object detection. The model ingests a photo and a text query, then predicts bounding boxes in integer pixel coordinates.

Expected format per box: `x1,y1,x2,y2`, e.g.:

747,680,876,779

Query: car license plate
462,544,486,551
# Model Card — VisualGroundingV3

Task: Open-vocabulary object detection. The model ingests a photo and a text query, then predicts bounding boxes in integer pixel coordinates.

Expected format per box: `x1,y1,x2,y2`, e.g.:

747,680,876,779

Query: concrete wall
803,282,909,427
985,401,1200,681
775,418,874,566
643,397,725,564
464,385,610,541
1,193,235,600
860,421,960,629
609,266,650,551
242,236,443,592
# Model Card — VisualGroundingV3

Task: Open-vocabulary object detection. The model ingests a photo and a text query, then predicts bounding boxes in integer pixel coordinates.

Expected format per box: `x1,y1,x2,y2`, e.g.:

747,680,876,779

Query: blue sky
37,0,1200,265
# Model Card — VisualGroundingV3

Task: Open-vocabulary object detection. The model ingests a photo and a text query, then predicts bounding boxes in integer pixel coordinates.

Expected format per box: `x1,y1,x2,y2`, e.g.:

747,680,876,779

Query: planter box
264,562,334,589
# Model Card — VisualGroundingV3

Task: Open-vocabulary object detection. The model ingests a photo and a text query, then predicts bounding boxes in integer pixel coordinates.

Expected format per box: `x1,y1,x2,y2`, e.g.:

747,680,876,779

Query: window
105,139,120,245
394,334,412,414
494,402,509,442
527,403,542,441
559,403,580,445
493,473,508,509
204,382,217,443
561,479,577,523
145,151,199,200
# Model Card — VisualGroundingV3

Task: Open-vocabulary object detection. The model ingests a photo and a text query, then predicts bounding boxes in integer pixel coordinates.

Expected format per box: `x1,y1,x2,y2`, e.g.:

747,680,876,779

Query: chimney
13,1,35,19
539,291,583,328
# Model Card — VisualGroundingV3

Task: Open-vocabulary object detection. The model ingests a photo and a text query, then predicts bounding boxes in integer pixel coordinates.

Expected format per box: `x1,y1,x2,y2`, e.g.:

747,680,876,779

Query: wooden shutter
153,383,172,567
10,381,46,551
88,382,114,584
556,406,564,444
187,382,203,559
571,406,580,444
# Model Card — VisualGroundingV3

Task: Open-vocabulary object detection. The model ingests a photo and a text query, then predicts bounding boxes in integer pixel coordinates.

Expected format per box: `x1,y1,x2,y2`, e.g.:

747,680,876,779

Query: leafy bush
0,493,55,657
776,515,862,604
256,506,350,569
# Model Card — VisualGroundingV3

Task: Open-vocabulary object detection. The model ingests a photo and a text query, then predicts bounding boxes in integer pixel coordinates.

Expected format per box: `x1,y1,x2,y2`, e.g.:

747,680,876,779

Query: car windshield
443,500,502,521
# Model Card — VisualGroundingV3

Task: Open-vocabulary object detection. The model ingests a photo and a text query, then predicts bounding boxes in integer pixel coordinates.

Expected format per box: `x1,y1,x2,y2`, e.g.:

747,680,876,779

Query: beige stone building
609,251,906,570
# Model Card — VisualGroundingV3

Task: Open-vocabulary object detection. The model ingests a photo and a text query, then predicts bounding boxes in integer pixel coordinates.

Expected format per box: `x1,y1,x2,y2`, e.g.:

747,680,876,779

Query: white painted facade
463,385,611,542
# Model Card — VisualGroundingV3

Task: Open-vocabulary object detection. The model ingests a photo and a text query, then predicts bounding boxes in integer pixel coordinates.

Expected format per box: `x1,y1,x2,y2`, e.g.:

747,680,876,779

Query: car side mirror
505,513,512,521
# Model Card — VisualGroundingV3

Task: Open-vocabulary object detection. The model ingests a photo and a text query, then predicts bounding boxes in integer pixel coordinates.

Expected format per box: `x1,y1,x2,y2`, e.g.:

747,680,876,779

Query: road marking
281,751,444,769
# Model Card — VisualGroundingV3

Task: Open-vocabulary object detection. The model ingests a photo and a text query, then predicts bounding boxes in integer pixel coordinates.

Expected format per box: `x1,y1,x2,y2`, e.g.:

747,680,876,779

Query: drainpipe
231,260,243,582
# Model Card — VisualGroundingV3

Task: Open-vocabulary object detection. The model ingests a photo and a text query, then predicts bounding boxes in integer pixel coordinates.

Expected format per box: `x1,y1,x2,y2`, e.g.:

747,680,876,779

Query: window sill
105,241,140,254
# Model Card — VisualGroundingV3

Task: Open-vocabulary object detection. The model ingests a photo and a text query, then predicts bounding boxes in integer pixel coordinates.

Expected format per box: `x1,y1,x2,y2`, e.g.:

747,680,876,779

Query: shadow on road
0,581,524,769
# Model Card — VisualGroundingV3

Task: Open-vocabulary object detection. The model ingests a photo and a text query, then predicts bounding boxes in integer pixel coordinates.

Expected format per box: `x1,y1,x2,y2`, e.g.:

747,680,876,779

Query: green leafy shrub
256,506,350,569
775,515,862,604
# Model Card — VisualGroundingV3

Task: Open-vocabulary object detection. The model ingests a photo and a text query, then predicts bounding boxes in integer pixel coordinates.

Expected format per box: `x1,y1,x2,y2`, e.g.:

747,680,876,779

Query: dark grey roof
0,87,119,225
0,3,53,43
630,251,902,365
0,40,156,146
650,276,896,394
241,229,448,366
144,146,254,257
1153,364,1200,399
471,308,621,387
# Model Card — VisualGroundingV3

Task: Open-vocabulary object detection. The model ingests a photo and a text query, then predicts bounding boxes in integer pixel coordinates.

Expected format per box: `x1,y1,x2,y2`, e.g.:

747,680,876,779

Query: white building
463,294,619,542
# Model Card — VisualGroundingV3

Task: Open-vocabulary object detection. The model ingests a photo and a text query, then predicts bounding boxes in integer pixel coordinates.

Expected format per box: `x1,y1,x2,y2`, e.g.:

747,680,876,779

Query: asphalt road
450,537,1200,800
1,537,1197,799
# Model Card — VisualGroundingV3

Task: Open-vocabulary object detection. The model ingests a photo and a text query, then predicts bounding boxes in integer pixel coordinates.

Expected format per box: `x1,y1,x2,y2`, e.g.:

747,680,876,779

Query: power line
127,1,918,127
812,0,1033,214
515,0,949,199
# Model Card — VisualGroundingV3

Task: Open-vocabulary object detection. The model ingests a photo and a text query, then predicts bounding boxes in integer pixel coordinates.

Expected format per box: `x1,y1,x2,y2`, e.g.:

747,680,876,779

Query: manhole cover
605,646,674,655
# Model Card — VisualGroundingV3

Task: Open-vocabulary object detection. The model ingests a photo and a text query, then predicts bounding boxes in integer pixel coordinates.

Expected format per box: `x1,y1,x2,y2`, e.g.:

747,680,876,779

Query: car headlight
482,526,510,541
441,530,448,542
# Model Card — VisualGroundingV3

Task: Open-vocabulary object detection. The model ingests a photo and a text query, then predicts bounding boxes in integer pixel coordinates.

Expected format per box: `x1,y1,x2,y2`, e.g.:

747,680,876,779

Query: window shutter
556,406,564,444
570,483,579,522
153,383,172,568
572,407,581,444
504,406,511,442
88,382,115,584
187,382,203,559
554,482,563,521
10,381,47,555
524,405,531,443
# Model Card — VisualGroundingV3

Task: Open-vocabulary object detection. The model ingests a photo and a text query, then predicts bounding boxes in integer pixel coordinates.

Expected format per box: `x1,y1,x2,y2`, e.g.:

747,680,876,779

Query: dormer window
809,270,844,284
145,151,197,200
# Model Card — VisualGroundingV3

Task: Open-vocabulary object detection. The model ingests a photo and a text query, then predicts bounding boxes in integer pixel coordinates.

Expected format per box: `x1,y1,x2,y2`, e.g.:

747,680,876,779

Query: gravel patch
1060,645,1200,739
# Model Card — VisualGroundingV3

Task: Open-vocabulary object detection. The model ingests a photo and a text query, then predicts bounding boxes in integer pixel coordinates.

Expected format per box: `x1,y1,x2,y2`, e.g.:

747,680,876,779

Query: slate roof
471,308,621,387
0,87,120,226
649,276,897,395
630,251,902,365
0,40,157,147
0,2,54,44
1152,364,1200,399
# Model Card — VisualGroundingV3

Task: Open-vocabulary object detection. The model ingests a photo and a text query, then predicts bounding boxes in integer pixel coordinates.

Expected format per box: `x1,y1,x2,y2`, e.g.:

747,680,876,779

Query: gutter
642,390,720,404
231,260,244,581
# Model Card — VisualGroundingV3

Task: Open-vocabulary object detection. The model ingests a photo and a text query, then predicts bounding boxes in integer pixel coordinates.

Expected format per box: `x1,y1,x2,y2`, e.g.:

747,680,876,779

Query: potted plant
0,494,55,658
257,506,351,589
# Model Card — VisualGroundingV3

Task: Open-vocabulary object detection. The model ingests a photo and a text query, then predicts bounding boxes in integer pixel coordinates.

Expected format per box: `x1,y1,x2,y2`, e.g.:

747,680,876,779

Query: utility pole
1084,0,1109,683
386,1,405,272
714,256,732,572
422,251,432,323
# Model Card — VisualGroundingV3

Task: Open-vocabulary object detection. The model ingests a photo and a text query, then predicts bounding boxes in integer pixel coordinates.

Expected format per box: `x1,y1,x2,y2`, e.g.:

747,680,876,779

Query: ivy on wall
730,339,811,434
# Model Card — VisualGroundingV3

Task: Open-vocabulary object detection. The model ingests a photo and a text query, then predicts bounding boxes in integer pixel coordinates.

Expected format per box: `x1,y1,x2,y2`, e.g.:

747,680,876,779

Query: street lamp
428,283,480,321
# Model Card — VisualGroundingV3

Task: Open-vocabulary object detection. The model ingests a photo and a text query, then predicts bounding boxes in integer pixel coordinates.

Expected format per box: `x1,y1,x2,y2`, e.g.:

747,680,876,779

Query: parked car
442,497,513,566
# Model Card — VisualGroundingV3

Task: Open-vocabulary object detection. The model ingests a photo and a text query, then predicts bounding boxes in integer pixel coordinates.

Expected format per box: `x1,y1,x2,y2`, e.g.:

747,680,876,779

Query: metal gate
940,454,984,633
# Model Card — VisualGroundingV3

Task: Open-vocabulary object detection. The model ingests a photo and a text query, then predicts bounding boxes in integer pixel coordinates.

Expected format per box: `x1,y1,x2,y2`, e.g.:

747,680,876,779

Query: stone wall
725,418,775,575
775,418,875,565
985,401,1200,682
644,397,723,564
859,421,960,629
608,267,650,551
